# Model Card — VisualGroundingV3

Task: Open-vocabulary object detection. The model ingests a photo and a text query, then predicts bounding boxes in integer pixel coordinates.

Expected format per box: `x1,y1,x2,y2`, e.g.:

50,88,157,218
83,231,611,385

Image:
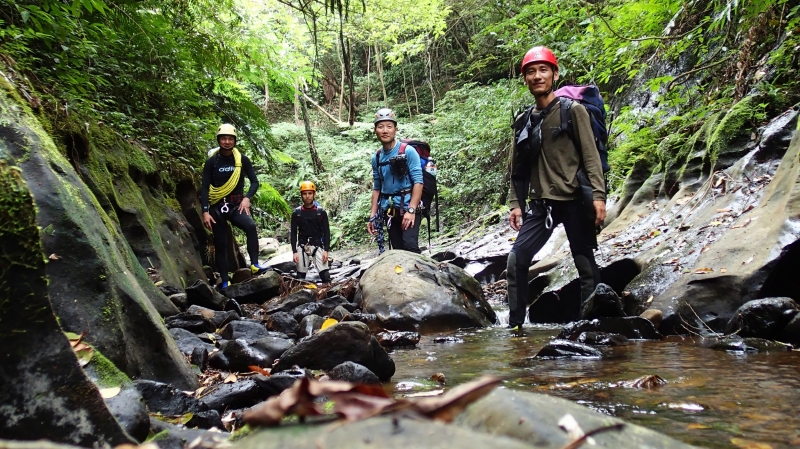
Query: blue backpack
554,85,610,173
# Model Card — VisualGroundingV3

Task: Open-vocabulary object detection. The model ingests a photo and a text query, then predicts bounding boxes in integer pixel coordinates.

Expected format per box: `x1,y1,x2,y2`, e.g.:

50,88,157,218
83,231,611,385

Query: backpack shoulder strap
558,97,574,138
399,142,407,155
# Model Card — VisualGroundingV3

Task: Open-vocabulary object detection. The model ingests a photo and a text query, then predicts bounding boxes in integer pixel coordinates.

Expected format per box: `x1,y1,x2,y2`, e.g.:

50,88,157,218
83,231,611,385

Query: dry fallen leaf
694,267,714,274
743,255,755,265
720,268,728,273
431,373,447,384
710,221,723,226
249,366,270,376
716,208,731,213
412,375,503,423
394,265,403,274
687,423,709,430
224,373,237,383
731,218,751,229
701,245,711,253
100,387,121,399
646,295,654,304
48,253,61,260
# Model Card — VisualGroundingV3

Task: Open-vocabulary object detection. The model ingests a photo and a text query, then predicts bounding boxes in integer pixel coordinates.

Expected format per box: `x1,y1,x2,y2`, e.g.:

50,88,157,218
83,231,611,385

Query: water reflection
387,327,800,448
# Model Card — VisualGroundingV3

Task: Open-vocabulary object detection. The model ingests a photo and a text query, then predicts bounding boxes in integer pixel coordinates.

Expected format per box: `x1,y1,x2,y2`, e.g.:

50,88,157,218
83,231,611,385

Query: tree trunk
375,43,388,106
401,65,412,118
338,19,356,125
264,82,269,117
337,41,345,122
294,80,300,126
426,40,436,113
409,61,420,114
365,45,371,108
300,91,325,174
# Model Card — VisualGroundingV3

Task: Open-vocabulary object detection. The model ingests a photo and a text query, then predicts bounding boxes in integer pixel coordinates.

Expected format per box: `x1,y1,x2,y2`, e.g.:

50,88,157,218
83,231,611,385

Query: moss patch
706,96,760,170
84,350,131,388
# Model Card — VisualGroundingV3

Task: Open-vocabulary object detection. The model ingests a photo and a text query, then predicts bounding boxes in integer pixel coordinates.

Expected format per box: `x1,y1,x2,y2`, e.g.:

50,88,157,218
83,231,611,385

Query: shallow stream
386,308,800,448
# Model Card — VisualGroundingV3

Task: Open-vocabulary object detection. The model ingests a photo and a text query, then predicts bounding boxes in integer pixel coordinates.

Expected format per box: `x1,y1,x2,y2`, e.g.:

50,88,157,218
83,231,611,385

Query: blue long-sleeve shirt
371,141,423,211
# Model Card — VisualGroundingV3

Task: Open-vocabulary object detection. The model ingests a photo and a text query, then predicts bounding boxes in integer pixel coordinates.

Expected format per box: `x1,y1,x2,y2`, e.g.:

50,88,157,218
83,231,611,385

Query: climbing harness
545,204,554,230
220,202,230,214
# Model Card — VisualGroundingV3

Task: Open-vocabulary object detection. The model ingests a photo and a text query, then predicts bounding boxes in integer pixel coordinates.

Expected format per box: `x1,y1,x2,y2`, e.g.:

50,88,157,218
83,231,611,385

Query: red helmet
521,46,558,73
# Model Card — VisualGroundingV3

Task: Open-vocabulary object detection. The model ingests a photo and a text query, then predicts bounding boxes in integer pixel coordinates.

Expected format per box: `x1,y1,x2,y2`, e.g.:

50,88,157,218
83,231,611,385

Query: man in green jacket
506,46,606,330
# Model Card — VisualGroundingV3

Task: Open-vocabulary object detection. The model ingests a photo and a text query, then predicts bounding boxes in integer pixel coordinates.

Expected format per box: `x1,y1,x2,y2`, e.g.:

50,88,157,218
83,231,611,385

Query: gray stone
263,289,315,314
148,418,229,449
103,383,149,443
558,317,662,340
187,305,239,329
222,271,281,304
253,368,313,398
186,280,228,311
200,379,260,412
327,362,380,384
208,337,293,371
298,315,326,338
219,320,272,341
331,305,351,321
360,251,496,333
724,297,800,340
273,322,395,381
134,380,208,416
576,332,629,346
169,328,215,356
710,335,791,352
266,311,300,337
580,283,626,319
376,331,421,347
165,312,216,333
535,339,604,358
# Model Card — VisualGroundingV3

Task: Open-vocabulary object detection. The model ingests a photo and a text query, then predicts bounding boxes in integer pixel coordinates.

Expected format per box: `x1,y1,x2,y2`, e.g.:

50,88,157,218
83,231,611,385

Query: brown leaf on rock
411,375,503,423
331,393,397,422
224,373,237,383
701,245,711,253
249,366,270,376
48,253,61,260
694,267,714,274
731,218,751,229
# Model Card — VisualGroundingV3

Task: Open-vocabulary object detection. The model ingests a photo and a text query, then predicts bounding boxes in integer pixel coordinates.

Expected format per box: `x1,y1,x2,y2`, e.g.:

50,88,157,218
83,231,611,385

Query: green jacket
509,100,606,209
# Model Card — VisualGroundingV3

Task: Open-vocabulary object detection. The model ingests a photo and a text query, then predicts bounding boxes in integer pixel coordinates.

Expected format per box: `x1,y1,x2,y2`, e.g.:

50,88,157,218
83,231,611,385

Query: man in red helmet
505,46,606,330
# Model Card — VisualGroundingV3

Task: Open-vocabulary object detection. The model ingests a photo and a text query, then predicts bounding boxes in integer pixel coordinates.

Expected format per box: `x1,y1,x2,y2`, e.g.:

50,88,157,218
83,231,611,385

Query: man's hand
293,252,299,264
367,220,376,235
238,197,252,215
509,208,522,231
594,200,606,227
322,251,329,264
402,211,416,230
202,212,216,231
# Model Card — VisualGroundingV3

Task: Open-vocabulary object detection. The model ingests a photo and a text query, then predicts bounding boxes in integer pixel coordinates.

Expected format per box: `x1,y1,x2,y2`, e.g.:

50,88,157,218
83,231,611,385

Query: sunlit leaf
694,267,713,274
395,265,403,274
321,318,338,330
99,387,121,399
730,438,772,449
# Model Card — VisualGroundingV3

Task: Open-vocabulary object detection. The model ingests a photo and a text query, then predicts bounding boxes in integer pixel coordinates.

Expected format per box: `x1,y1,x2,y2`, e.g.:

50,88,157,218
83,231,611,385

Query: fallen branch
302,92,346,126
559,422,625,449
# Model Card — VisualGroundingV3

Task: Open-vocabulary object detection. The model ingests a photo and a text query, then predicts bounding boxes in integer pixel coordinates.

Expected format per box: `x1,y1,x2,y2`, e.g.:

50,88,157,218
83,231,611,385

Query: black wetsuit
290,204,331,282
200,150,259,284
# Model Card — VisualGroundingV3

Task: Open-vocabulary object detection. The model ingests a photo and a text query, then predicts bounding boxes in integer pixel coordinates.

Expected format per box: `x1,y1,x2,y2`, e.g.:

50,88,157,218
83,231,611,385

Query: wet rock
148,418,230,449
535,339,604,358
316,295,356,317
360,251,496,333
231,268,253,284
169,328,215,356
186,280,229,311
341,311,381,330
168,293,188,310
291,301,322,321
187,305,240,329
640,309,663,329
219,320,272,341
221,271,281,303
263,251,296,273
104,383,150,442
299,314,326,338
377,331,421,347
780,312,800,346
710,335,791,352
165,312,216,334
580,283,626,319
186,409,224,430
263,289,315,314
331,305,351,321
273,322,395,381
200,379,260,412
208,337,294,371
327,362,380,384
133,379,208,415
455,389,696,449
186,345,208,371
618,375,668,389
576,332,629,346
724,297,800,340
433,336,465,344
253,368,313,398
266,311,300,337
558,317,662,340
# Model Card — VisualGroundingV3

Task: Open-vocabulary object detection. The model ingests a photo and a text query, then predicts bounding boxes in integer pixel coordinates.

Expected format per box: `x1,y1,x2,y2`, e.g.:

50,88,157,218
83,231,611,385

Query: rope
208,148,242,204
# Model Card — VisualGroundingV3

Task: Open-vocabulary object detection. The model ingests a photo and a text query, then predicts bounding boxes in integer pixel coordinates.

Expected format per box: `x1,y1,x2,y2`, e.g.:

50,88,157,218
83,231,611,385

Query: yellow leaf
687,423,709,430
694,267,714,274
395,265,403,274
99,387,121,399
730,438,772,449
304,284,317,289
154,281,164,287
321,318,338,331
710,221,723,226
646,295,654,304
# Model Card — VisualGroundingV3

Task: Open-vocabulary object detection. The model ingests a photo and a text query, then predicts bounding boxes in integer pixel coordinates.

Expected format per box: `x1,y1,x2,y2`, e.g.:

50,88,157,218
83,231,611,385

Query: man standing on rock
367,108,424,254
201,124,268,289
505,47,606,330
291,181,331,283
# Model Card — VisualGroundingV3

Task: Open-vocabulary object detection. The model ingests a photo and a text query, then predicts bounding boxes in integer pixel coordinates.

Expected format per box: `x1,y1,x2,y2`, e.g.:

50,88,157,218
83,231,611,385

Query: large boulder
0,89,197,389
0,158,132,446
262,289,315,314
186,280,229,311
272,322,395,381
360,251,496,333
455,389,698,448
724,298,799,340
223,271,281,303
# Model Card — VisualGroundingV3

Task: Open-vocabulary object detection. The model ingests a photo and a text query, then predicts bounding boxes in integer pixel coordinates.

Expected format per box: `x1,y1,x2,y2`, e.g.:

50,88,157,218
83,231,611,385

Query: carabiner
220,202,230,214
545,205,553,230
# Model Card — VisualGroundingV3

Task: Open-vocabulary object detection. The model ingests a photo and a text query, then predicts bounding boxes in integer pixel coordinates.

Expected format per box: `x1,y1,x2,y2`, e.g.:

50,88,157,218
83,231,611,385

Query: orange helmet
299,181,316,192
521,46,558,73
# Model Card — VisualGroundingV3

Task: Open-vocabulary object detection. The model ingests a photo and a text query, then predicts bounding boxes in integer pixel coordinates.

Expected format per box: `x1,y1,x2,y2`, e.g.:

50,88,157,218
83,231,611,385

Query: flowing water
386,308,800,448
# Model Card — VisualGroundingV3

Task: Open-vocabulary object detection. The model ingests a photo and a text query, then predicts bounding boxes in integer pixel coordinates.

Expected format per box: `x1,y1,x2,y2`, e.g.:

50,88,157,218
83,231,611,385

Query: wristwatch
407,207,416,214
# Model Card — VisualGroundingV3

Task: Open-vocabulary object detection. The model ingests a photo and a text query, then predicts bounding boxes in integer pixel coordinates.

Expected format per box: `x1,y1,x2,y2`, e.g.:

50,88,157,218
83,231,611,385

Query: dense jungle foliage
2,0,799,248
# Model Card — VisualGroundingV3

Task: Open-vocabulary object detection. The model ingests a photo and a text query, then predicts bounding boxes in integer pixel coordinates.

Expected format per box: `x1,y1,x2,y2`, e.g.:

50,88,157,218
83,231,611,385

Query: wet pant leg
559,200,601,304
228,206,260,265
210,205,231,284
507,204,555,327
388,212,421,253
